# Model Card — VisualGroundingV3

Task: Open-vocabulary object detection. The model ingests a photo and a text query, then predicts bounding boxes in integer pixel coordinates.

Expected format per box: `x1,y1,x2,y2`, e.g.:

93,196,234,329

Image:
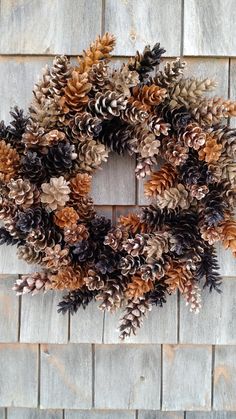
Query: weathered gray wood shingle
8,408,63,419
0,277,19,343
214,346,236,410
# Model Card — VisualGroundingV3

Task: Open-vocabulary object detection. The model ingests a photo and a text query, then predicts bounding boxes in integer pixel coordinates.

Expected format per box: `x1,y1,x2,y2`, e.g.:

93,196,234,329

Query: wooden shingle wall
0,0,236,417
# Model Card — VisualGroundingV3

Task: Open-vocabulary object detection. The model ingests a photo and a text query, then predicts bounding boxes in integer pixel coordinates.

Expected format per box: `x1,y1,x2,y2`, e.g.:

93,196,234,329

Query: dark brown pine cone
45,141,77,177
123,234,148,256
89,91,127,119
57,287,96,314
104,226,128,251
20,151,46,184
119,296,152,340
96,274,128,312
88,216,111,240
72,240,95,262
0,227,19,246
119,255,142,276
99,119,137,154
179,150,212,186
72,195,95,221
161,105,192,131
16,207,44,233
71,112,102,138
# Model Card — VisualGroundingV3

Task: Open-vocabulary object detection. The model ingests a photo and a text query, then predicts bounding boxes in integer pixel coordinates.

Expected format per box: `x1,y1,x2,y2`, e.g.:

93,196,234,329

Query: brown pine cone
198,134,222,163
0,198,16,221
144,164,177,198
61,71,92,113
71,112,102,138
76,139,108,172
84,269,105,291
27,229,48,251
189,184,209,200
22,122,46,149
77,33,116,74
119,296,152,340
144,232,169,263
8,178,39,209
125,275,154,299
54,206,79,228
88,61,110,92
96,275,127,312
156,184,190,210
180,122,206,150
161,136,189,166
118,213,147,234
200,224,223,245
132,84,167,108
109,64,139,97
119,255,141,276
120,100,148,124
70,173,92,198
135,156,158,178
50,55,73,97
153,58,186,88
89,91,127,119
64,223,89,244
42,244,70,270
164,262,192,293
0,140,20,183
13,272,51,295
123,234,148,256
40,176,70,211
73,195,95,221
17,244,43,264
148,115,170,136
104,227,128,251
220,220,236,256
190,97,230,126
50,265,86,290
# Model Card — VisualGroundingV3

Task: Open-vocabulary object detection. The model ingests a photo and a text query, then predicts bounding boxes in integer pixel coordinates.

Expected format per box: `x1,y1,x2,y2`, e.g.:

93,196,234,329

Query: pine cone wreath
1,33,236,340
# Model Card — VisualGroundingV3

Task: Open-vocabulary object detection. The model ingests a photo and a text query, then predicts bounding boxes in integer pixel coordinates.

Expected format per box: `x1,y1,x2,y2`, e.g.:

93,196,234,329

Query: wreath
0,33,236,340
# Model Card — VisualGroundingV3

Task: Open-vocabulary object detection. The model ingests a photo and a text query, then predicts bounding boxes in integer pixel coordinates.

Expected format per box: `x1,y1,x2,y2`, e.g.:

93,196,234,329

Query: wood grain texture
0,410,4,419
179,278,236,344
92,153,136,205
8,408,63,419
0,0,102,54
103,294,178,344
216,244,236,276
0,343,38,407
162,345,212,411
214,346,236,410
65,410,135,419
95,344,161,409
186,412,236,418
105,0,182,56
230,59,236,128
0,277,19,343
139,412,184,419
20,291,68,344
40,344,92,409
184,0,236,56
70,301,104,343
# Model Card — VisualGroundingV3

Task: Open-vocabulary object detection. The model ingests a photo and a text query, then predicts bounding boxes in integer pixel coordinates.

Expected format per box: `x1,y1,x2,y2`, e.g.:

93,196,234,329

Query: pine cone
138,131,160,158
179,151,212,186
13,272,51,295
144,164,177,198
88,61,110,93
144,232,169,263
200,224,223,245
8,178,39,208
16,207,44,233
182,280,201,313
132,84,166,108
220,219,236,257
164,262,192,293
155,184,190,210
99,119,137,154
17,244,43,264
189,184,209,200
2,107,28,152
213,126,236,159
72,240,95,262
54,206,79,228
50,55,72,97
96,274,127,312
148,115,170,136
50,265,85,290
198,134,222,163
120,100,148,125
42,244,70,270
58,287,95,314
61,70,92,113
0,140,20,183
71,112,102,138
170,78,217,108
201,184,228,227
104,227,129,251
180,122,206,150
190,97,231,126
119,296,152,340
64,223,89,244
128,43,165,80
154,58,186,88
148,279,167,306
161,105,192,131
123,234,148,256
76,139,108,172
135,156,158,178
89,216,111,240
125,275,154,299
40,176,70,211
70,173,92,198
118,213,147,234
45,141,77,177
84,269,105,291
140,205,176,228
77,33,116,73
109,64,139,96
73,195,95,221
161,136,189,166
119,255,142,276
89,91,127,119
20,151,46,184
